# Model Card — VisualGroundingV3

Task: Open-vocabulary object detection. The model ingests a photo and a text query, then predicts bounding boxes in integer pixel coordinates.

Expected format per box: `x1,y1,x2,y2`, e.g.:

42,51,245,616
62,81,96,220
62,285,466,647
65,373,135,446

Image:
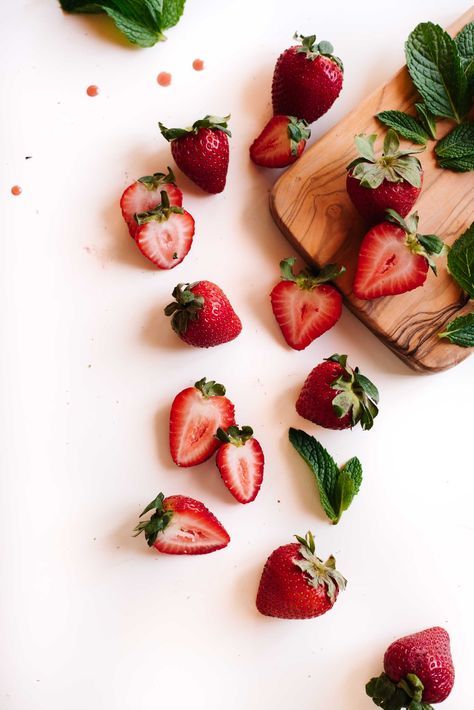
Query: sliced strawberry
270,257,344,350
134,493,230,555
250,115,310,168
135,194,194,269
169,378,235,467
120,167,183,238
215,426,264,504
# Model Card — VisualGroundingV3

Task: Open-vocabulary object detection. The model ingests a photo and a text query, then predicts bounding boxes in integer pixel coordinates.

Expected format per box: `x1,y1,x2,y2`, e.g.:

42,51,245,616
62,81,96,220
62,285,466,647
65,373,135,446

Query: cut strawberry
250,115,310,168
169,378,236,467
134,493,230,555
120,167,183,238
215,426,264,504
270,257,344,350
353,210,446,300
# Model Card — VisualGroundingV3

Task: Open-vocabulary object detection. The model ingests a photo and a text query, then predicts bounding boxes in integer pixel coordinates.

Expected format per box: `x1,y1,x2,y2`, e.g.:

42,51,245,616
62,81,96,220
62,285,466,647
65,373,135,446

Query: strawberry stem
216,425,253,446
133,492,173,547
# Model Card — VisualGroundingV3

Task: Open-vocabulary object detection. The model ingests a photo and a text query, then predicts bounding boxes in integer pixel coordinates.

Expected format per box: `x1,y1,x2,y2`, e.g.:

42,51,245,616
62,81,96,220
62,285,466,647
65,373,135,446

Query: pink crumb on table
157,72,172,87
192,59,204,71
86,85,99,97
11,185,22,196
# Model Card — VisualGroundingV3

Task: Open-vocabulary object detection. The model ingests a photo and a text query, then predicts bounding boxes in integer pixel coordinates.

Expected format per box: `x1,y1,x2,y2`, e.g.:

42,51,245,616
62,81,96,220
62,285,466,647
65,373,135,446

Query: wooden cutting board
270,8,474,373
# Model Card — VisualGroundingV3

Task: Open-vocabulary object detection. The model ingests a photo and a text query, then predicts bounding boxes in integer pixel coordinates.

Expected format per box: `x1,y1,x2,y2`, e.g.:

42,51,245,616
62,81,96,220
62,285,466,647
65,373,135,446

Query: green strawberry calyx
327,354,379,431
386,209,448,275
135,190,184,225
294,33,343,70
216,425,253,446
279,257,346,289
293,531,347,603
164,282,204,335
137,166,177,191
366,671,434,709
286,116,311,155
133,492,173,547
195,378,226,398
346,129,424,189
159,115,231,142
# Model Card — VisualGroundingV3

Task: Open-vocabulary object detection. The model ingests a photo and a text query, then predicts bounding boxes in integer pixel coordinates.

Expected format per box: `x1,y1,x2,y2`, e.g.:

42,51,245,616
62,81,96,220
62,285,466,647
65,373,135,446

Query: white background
1,1,473,708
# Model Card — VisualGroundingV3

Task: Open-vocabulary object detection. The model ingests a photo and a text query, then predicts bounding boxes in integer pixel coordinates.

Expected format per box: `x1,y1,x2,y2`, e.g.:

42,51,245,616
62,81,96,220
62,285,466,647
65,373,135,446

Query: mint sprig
439,313,474,347
289,428,362,525
376,111,428,145
435,122,474,172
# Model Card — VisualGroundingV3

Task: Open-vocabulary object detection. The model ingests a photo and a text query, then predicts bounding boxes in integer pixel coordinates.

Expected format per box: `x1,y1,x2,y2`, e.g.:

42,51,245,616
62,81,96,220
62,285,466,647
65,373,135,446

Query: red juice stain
11,185,22,196
157,72,172,87
86,85,99,97
192,59,204,71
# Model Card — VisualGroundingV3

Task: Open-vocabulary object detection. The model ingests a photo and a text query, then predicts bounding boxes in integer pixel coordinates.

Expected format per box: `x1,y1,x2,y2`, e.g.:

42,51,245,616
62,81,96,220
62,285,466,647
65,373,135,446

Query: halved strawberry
353,210,446,300
250,115,310,168
215,426,264,504
169,378,235,467
120,167,183,238
134,492,230,555
270,257,344,350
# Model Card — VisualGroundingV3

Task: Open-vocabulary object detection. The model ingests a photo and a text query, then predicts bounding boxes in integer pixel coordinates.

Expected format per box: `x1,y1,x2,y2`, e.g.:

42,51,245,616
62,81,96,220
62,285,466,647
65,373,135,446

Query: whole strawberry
366,627,455,707
256,531,346,619
250,115,310,168
164,281,242,348
272,33,343,124
296,354,379,430
346,130,424,223
120,167,183,239
159,115,231,194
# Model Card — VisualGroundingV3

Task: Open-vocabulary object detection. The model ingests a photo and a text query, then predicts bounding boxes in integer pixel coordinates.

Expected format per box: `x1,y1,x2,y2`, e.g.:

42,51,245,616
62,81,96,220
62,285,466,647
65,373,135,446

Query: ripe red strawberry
270,257,344,350
272,34,343,124
169,377,235,467
366,627,455,706
159,115,231,194
353,210,446,300
296,354,379,431
250,116,310,168
120,167,182,238
164,281,242,348
215,426,264,504
346,130,424,223
133,492,230,555
256,531,346,619
134,191,194,269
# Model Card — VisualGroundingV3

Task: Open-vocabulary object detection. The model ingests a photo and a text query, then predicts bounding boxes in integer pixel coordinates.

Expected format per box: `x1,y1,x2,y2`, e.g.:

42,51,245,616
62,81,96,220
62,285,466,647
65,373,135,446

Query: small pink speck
157,72,172,87
11,185,22,196
192,59,204,71
87,85,99,97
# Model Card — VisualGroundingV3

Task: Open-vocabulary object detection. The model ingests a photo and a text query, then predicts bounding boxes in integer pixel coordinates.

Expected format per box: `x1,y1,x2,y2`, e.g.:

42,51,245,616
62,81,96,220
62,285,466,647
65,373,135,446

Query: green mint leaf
447,221,474,297
439,313,474,347
289,428,338,522
455,21,474,86
376,111,428,144
405,22,469,122
435,122,474,172
333,457,363,524
415,103,437,140
161,0,186,30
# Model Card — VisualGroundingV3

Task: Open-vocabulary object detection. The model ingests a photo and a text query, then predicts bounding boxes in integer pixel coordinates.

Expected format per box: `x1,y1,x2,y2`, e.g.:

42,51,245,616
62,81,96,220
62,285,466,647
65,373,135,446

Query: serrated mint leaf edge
439,312,474,347
289,428,338,522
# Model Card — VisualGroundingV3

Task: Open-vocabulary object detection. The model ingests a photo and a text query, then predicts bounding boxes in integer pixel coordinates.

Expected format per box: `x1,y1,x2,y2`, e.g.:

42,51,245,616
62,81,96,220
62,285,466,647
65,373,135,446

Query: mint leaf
376,111,428,144
405,22,468,122
456,21,474,86
333,457,363,524
447,222,474,297
415,103,437,140
435,122,474,172
439,313,474,347
161,0,185,29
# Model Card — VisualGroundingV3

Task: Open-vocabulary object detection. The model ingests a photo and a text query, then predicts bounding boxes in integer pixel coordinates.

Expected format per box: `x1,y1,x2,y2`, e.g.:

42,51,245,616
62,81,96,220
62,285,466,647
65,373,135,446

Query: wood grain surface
270,7,474,373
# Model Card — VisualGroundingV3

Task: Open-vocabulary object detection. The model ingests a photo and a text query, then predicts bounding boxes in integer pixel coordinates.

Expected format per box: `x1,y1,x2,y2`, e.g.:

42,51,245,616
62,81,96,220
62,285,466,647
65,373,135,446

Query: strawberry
169,377,235,467
272,34,343,124
215,426,264,504
164,281,242,348
296,354,379,431
270,257,344,350
120,167,182,238
134,191,195,269
133,492,230,555
256,531,346,619
250,116,310,168
346,130,424,223
366,627,455,707
159,115,231,194
353,210,446,300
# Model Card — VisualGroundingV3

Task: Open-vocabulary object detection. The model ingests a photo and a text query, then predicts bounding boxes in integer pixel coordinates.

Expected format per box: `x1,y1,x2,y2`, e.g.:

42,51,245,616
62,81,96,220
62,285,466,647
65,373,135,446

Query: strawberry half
169,377,235,467
134,190,195,269
250,116,310,168
215,426,264,504
270,257,344,350
353,210,446,300
120,167,183,238
256,531,346,619
134,492,230,555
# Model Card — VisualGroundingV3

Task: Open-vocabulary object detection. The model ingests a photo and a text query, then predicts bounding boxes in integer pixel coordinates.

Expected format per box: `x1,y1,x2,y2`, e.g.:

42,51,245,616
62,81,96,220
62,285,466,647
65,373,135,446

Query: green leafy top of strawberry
159,115,231,141
366,671,433,710
133,492,173,547
216,425,253,446
195,377,226,398
294,33,343,70
347,129,424,189
286,116,311,155
292,531,347,603
135,190,184,225
327,354,379,431
137,166,177,191
386,209,448,275
279,256,345,289
164,282,204,334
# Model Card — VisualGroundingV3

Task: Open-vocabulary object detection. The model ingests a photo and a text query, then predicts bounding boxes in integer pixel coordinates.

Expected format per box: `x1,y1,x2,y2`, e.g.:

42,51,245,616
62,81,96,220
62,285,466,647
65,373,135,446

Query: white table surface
1,1,473,708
